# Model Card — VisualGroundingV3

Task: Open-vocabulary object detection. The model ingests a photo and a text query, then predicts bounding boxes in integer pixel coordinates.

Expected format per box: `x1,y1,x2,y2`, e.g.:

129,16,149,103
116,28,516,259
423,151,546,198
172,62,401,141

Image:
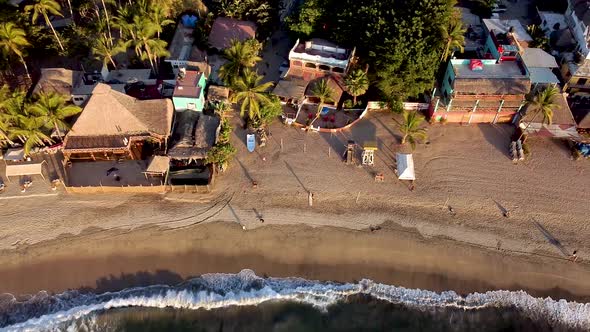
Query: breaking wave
0,269,589,331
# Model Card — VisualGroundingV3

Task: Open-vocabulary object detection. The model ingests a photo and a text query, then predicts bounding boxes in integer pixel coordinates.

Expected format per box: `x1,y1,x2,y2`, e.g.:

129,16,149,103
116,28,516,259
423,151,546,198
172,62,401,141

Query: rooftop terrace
452,59,527,79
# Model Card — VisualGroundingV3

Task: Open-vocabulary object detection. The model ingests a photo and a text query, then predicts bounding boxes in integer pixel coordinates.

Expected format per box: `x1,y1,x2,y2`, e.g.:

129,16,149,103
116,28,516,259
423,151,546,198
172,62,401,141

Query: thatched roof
168,113,220,159
66,84,173,138
208,17,257,50
145,156,170,174
273,78,307,101
33,68,83,97
207,85,230,102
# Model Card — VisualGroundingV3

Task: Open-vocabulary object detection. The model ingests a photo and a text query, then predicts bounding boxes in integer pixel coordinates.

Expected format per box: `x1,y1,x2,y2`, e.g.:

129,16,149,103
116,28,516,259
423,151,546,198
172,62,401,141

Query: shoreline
1,220,589,303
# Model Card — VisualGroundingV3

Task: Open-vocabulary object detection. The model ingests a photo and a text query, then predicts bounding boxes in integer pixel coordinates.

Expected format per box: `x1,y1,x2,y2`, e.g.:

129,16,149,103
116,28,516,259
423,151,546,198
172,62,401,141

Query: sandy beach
0,207,590,302
1,112,590,303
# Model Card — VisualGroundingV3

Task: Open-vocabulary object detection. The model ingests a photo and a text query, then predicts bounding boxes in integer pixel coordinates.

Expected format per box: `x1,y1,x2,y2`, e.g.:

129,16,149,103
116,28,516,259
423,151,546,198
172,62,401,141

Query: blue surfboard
247,134,256,152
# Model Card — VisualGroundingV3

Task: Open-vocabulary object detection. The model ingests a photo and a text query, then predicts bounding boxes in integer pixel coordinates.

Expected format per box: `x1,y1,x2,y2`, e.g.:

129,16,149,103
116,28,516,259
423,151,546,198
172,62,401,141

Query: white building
565,0,590,58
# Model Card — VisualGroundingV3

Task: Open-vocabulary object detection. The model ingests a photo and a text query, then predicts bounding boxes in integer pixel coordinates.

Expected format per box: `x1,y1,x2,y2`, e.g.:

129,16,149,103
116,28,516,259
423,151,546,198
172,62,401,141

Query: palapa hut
63,84,174,162
167,112,220,185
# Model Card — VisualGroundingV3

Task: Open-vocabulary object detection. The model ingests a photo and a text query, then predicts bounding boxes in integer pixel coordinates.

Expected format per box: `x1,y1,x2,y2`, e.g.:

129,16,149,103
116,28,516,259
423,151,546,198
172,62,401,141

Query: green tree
28,91,82,140
344,69,369,105
519,86,559,140
132,15,169,73
253,94,283,128
527,24,549,51
0,22,31,79
308,79,335,128
394,110,427,149
440,13,466,62
8,115,53,156
91,34,129,68
0,85,14,145
218,39,262,85
286,0,324,37
25,0,65,52
230,69,273,121
149,2,175,38
211,100,230,118
206,118,236,171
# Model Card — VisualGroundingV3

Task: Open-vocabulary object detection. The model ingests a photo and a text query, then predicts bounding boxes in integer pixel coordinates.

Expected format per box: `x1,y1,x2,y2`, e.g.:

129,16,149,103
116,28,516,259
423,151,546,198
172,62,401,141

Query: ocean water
0,269,589,332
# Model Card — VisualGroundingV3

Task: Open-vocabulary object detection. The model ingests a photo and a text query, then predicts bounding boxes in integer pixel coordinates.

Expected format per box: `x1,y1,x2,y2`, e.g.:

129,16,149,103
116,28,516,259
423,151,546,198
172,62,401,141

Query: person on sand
571,250,579,263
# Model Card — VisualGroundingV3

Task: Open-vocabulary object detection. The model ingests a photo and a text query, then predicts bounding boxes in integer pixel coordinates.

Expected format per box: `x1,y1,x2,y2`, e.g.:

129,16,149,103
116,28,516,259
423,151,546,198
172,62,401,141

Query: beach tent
3,148,25,162
396,153,415,180
5,161,46,181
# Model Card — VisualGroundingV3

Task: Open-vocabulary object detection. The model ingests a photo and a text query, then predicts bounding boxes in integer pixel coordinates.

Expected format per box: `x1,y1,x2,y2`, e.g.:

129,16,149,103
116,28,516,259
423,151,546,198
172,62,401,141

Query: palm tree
144,38,170,73
519,86,559,140
112,6,136,40
230,69,273,121
99,0,113,43
91,34,129,69
527,24,549,50
28,91,82,140
25,0,65,52
212,101,230,118
308,79,335,128
344,69,369,105
133,15,163,72
0,22,31,79
0,85,13,146
394,110,427,150
218,39,262,85
149,3,175,38
440,16,465,62
8,115,53,156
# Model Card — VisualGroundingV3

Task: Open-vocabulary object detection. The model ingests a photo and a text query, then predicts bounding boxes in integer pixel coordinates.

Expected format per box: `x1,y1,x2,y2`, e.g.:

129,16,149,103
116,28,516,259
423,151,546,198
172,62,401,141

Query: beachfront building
166,14,209,76
482,19,532,61
287,39,355,80
430,59,531,124
167,112,220,185
172,69,207,112
557,0,590,95
273,39,353,107
208,17,257,51
63,83,173,162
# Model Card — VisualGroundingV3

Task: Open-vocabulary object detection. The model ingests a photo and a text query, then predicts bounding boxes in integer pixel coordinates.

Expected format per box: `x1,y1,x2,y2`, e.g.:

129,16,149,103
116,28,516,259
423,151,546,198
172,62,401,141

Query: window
305,62,316,69
187,103,196,110
578,78,588,86
332,67,344,73
447,76,453,86
292,61,303,67
318,64,330,71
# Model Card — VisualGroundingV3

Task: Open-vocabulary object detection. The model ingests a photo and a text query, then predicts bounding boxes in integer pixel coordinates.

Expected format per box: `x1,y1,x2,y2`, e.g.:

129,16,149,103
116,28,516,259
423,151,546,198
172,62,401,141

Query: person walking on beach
570,250,579,263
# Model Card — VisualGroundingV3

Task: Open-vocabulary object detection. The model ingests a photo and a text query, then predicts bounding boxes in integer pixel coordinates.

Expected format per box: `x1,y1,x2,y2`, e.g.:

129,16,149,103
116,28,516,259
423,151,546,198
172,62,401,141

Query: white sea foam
1,269,589,331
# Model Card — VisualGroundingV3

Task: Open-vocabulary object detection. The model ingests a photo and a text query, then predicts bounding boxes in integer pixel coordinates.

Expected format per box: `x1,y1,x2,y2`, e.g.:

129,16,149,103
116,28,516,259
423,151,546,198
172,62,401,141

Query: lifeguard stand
362,141,377,166
346,140,355,165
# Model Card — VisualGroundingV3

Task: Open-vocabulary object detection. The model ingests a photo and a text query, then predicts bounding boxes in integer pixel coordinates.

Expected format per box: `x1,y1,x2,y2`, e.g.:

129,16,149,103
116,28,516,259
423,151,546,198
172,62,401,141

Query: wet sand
0,220,589,302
